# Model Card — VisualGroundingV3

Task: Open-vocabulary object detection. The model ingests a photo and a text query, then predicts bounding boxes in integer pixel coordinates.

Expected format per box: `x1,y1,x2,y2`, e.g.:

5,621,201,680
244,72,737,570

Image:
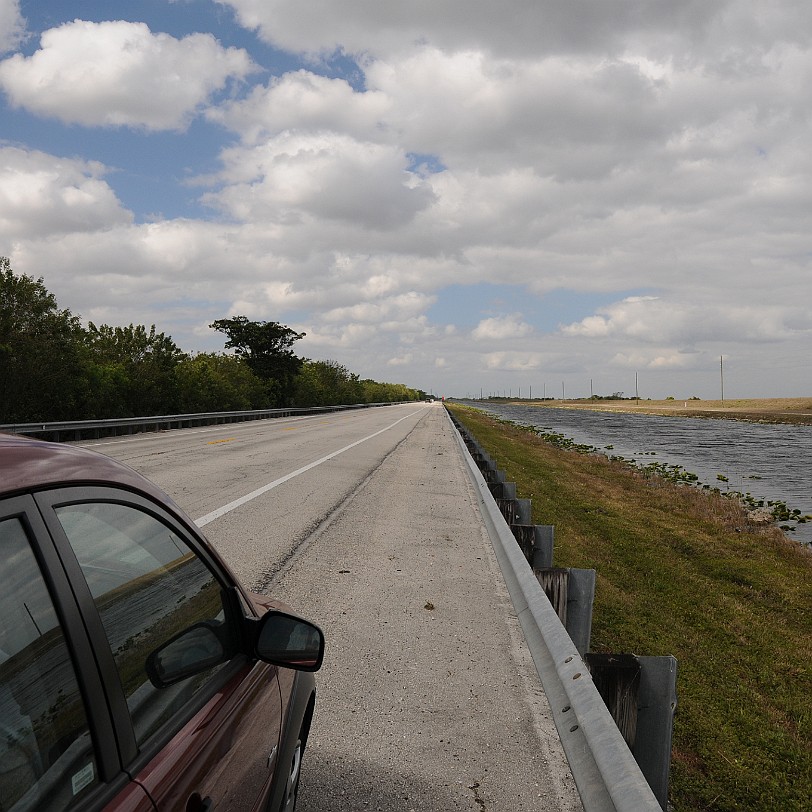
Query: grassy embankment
447,403,811,812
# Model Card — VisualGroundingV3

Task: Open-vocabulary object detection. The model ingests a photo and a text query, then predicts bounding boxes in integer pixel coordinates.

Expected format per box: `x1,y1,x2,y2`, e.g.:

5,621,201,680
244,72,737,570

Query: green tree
359,379,422,403
83,323,185,416
210,316,305,406
174,353,267,412
294,359,363,406
0,257,88,422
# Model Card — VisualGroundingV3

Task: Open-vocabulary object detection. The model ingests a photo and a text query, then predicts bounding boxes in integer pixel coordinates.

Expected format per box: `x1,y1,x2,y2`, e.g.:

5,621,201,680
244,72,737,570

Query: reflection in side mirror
146,621,226,688
256,611,324,672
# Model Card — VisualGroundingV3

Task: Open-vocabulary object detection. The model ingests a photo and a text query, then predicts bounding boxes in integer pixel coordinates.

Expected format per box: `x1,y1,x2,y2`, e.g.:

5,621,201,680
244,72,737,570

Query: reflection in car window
0,518,97,811
55,503,233,746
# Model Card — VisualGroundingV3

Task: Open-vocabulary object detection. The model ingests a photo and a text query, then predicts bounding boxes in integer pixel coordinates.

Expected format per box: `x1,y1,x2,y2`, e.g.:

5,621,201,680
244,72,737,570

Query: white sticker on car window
72,762,95,795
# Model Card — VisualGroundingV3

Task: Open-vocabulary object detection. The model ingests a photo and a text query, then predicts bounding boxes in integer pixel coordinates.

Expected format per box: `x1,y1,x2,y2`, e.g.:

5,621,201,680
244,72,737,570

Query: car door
0,495,154,812
35,487,283,812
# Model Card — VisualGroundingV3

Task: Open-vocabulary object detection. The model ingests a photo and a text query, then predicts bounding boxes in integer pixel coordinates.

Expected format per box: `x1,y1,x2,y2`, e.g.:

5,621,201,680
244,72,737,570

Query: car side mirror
145,621,227,688
255,611,324,672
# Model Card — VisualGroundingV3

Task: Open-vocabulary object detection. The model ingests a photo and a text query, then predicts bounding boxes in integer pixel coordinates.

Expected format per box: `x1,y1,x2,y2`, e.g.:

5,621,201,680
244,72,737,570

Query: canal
460,401,812,546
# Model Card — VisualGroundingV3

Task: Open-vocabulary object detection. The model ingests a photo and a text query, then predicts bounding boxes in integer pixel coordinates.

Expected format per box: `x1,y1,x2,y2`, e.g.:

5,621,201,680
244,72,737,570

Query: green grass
448,404,812,812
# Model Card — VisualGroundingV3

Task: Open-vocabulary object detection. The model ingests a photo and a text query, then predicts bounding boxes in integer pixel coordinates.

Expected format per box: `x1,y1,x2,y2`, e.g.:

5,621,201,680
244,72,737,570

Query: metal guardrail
447,408,664,811
0,402,403,442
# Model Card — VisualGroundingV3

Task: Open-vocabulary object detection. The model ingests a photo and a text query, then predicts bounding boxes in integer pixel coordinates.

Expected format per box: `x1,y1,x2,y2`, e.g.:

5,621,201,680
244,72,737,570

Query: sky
1,0,810,400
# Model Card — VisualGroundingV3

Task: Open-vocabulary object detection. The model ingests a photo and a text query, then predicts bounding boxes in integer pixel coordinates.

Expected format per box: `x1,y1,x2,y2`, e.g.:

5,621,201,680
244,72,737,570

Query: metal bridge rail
447,408,662,811
0,402,401,441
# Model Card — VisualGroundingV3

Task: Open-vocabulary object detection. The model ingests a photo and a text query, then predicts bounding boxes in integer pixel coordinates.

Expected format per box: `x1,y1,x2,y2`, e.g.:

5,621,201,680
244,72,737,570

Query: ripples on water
460,401,812,546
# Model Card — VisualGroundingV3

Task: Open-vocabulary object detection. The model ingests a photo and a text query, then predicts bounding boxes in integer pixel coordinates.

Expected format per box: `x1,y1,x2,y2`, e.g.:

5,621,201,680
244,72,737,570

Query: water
461,401,812,546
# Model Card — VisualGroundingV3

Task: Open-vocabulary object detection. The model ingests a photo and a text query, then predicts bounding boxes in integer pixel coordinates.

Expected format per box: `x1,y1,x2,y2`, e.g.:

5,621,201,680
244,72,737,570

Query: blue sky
2,1,810,398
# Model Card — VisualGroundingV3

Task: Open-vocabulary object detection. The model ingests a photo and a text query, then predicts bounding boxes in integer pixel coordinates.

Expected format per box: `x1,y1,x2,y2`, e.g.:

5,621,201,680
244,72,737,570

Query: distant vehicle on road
0,434,323,812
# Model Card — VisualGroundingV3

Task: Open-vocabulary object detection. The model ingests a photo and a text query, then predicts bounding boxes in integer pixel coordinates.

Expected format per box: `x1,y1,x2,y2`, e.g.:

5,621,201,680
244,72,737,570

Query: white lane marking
195,408,424,527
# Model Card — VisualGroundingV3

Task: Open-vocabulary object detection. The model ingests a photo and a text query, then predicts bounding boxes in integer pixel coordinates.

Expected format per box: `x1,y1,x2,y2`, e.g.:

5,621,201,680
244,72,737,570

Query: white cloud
472,314,533,341
364,48,669,177
562,296,811,345
301,323,379,350
216,0,725,60
203,131,435,229
481,351,545,371
4,3,812,397
321,292,434,325
0,20,254,129
0,147,131,238
609,349,701,371
0,0,25,55
207,70,391,144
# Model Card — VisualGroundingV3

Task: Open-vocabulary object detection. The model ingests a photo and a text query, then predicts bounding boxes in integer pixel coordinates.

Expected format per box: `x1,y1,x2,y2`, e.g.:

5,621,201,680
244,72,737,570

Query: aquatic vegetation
513,419,807,537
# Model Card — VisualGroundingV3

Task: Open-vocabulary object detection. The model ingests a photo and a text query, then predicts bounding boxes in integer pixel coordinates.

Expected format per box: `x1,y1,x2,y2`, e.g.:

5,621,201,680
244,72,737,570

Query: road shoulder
270,405,581,811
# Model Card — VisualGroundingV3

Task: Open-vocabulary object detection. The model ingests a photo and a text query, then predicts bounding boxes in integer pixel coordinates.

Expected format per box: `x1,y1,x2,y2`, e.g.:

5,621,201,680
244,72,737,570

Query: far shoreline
472,396,812,426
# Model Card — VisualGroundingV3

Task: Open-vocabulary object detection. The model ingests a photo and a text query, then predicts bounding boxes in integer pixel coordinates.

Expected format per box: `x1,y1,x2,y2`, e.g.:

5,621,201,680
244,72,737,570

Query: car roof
0,433,176,510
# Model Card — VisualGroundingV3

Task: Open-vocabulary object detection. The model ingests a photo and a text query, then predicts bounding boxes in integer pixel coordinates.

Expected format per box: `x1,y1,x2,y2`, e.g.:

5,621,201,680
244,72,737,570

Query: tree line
0,258,425,423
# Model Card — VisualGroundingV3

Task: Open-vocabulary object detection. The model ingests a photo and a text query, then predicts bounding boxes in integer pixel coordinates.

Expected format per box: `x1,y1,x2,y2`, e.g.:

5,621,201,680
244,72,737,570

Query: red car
0,434,323,812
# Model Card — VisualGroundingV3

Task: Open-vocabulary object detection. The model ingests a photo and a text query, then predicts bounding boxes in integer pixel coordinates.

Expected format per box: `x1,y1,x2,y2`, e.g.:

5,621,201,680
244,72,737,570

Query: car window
0,517,98,811
54,503,235,747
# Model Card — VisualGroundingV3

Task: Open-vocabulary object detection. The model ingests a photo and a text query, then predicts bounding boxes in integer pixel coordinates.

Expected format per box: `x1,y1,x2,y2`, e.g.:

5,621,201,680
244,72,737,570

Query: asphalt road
83,404,581,811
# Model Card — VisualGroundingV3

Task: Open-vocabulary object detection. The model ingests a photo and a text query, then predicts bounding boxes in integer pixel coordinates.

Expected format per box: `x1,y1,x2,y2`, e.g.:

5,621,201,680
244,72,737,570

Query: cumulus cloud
207,70,391,144
0,146,131,238
4,2,812,397
0,0,25,55
203,131,435,229
472,314,534,341
561,296,811,344
321,292,434,325
481,351,545,371
217,0,723,60
608,349,703,371
0,20,254,129
364,48,670,178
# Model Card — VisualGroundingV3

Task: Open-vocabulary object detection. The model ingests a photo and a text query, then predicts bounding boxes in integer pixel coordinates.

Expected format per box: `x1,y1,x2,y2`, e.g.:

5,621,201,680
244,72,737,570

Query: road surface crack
468,778,487,811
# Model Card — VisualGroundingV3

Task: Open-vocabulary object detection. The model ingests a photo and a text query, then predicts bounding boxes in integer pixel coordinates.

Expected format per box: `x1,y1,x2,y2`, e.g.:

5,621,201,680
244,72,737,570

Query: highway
81,403,582,811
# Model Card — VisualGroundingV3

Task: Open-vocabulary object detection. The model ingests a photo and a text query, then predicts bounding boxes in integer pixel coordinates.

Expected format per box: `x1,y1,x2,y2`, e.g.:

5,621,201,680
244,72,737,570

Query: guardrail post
534,567,569,620
533,567,595,656
510,524,535,562
489,478,514,499
635,656,678,810
514,497,532,525
585,653,641,743
533,525,554,569
565,568,596,656
584,653,677,810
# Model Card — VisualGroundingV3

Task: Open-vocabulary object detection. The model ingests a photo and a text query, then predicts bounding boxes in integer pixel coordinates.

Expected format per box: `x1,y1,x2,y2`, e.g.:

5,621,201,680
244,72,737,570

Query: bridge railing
447,407,674,811
0,402,403,442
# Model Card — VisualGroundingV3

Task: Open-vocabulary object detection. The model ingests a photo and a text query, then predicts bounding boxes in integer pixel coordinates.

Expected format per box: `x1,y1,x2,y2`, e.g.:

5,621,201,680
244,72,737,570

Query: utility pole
562,381,565,400
590,378,593,398
720,355,724,402
529,384,532,400
635,372,639,404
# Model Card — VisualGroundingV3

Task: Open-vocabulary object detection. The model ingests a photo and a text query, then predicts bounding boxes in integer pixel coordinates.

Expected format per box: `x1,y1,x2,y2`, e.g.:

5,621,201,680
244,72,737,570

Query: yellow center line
207,438,236,445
